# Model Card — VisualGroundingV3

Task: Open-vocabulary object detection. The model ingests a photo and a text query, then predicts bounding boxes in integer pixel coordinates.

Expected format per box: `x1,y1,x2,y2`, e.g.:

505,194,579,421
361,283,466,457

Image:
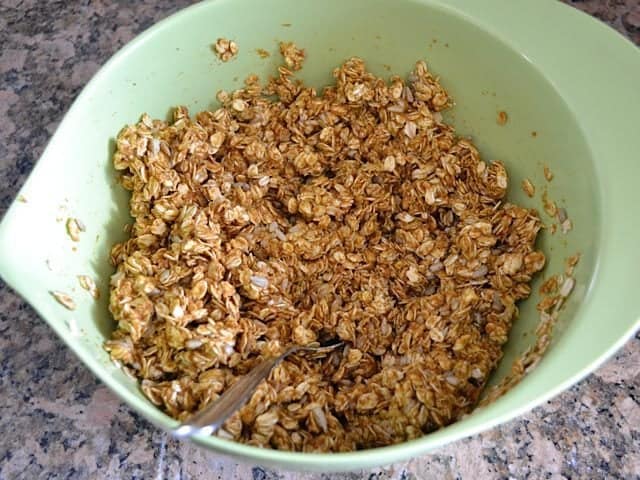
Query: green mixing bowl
1,0,639,472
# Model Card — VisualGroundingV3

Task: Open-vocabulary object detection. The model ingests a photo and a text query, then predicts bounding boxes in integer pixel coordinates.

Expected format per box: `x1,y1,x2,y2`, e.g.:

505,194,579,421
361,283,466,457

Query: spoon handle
173,348,294,438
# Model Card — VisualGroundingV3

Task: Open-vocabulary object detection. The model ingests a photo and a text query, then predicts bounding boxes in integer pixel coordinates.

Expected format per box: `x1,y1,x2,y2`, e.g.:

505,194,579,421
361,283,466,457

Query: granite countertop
0,1,639,479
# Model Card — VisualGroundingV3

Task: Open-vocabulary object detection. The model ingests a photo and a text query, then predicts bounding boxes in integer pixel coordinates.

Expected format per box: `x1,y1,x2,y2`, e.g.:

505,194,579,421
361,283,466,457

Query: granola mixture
105,50,546,451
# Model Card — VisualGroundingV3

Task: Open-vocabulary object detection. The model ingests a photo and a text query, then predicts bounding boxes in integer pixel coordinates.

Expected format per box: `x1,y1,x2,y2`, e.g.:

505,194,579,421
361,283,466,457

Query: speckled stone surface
0,1,639,479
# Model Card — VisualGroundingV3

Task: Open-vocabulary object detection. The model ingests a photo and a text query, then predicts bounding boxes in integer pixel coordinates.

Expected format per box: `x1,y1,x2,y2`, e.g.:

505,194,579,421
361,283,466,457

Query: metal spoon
173,339,344,438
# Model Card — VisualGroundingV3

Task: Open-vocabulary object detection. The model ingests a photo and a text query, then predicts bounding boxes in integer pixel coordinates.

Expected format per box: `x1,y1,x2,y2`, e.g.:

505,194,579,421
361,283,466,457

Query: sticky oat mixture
106,51,545,452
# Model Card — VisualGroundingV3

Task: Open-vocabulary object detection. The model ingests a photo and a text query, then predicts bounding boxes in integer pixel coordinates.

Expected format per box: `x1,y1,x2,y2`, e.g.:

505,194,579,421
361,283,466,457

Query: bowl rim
1,0,639,471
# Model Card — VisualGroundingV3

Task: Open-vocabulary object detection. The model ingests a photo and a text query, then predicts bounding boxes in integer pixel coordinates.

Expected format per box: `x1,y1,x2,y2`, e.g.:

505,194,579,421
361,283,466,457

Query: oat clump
214,37,238,62
279,41,305,71
106,50,545,452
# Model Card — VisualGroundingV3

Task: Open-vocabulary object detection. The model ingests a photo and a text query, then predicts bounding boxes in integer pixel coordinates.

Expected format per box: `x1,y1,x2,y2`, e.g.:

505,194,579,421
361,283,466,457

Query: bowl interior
0,0,610,470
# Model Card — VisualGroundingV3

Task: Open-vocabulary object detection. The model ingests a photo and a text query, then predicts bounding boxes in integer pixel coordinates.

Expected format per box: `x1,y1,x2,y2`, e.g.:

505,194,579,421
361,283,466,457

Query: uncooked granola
279,41,305,71
557,207,573,234
51,290,76,310
521,178,535,198
542,188,557,218
105,48,546,452
214,38,238,62
78,275,100,299
256,48,271,59
66,217,82,242
565,252,580,277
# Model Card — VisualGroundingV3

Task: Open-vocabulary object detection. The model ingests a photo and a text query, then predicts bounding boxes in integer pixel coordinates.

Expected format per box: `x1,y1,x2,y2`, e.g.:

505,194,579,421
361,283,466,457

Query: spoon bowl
174,339,344,438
